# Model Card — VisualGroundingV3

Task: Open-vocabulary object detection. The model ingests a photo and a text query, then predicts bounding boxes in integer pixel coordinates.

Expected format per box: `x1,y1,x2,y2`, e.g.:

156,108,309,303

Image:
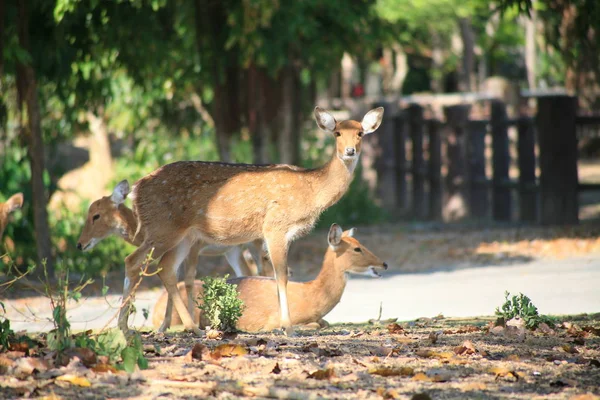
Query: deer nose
77,242,82,251
345,147,356,156
383,262,388,270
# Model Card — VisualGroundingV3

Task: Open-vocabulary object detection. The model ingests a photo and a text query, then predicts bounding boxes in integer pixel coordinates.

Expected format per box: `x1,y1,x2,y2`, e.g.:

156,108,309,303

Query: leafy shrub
495,291,553,329
199,275,244,332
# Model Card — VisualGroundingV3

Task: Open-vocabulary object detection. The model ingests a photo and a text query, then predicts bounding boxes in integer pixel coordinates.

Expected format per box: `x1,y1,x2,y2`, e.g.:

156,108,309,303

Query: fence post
428,119,443,220
394,112,407,211
443,104,471,221
408,104,426,219
373,101,398,211
468,119,489,218
536,95,579,225
491,100,512,221
517,116,538,222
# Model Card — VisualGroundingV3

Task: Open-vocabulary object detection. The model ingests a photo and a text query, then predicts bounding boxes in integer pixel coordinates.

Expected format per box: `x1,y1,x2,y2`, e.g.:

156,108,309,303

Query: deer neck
116,205,142,246
311,154,358,212
303,250,348,319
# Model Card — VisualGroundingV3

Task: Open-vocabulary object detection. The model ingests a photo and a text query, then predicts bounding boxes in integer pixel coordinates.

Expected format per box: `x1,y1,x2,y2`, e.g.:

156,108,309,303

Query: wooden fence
370,94,596,225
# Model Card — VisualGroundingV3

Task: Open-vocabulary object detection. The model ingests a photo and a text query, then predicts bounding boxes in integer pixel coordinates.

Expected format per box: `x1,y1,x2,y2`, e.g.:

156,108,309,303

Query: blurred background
1,0,599,284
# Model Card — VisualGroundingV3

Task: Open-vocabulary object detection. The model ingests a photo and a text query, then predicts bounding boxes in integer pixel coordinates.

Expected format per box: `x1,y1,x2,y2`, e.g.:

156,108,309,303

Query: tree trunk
278,65,300,165
16,0,53,274
524,3,537,89
430,30,444,93
458,17,476,92
193,0,241,162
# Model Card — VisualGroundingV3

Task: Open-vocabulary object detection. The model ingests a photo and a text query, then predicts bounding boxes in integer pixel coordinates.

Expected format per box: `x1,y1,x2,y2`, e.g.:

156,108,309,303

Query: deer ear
328,223,343,248
111,180,130,205
314,107,337,132
361,107,384,134
344,228,356,238
6,193,24,213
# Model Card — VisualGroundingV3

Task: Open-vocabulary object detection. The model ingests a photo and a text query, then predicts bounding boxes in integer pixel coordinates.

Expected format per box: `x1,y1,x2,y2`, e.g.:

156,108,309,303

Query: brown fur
0,193,24,240
123,107,384,334
77,183,267,332
152,226,387,331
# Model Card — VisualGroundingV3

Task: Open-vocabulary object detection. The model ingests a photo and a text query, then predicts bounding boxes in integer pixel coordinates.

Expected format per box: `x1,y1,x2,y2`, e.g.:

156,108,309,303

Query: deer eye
334,132,341,137
354,247,362,253
358,131,363,138
92,214,100,222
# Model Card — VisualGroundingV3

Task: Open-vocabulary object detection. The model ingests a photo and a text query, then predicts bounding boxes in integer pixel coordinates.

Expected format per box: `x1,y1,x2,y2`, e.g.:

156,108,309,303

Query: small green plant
199,275,244,332
74,329,148,373
0,303,14,351
495,291,551,329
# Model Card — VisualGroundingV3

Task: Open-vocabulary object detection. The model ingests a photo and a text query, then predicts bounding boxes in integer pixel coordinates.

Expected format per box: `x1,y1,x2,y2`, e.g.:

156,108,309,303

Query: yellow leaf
213,344,248,358
56,374,91,387
307,368,336,380
412,372,430,381
368,366,414,377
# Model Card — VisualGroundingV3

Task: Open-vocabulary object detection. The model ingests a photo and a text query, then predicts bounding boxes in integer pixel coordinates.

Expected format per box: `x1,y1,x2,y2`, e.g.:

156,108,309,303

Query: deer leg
246,240,263,276
224,246,249,277
184,243,201,313
263,233,293,335
156,242,201,335
158,296,174,333
120,243,153,333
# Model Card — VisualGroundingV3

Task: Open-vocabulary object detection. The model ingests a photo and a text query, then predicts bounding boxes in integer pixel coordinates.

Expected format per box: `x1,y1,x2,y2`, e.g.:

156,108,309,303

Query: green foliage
0,311,14,352
74,328,147,373
495,291,552,329
199,275,244,332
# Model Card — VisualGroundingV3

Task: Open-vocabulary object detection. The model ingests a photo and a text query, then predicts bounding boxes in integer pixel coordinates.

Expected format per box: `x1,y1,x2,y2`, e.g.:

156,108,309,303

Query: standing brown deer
76,180,266,332
1,193,24,240
122,106,384,335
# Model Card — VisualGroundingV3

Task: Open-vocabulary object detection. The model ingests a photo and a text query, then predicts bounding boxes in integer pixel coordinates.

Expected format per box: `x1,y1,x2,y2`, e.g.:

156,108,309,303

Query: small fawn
124,107,384,335
0,193,24,240
152,224,387,332
77,181,267,331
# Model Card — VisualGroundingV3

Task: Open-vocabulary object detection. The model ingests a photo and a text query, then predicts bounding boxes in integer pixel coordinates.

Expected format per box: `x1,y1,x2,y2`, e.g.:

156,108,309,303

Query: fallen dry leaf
191,343,211,361
66,347,97,368
412,372,429,381
562,344,580,354
368,366,414,377
454,340,477,355
55,374,92,387
307,367,336,380
91,363,118,373
377,387,401,399
212,343,248,358
582,326,600,336
205,329,223,340
489,366,520,381
415,349,454,359
387,323,405,334
506,354,520,362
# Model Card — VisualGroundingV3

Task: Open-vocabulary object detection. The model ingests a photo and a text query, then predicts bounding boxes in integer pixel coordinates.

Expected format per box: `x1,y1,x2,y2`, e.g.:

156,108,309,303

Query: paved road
5,256,600,333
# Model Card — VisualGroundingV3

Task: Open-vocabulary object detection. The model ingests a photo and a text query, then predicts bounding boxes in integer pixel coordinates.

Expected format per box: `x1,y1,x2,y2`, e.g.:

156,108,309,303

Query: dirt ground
1,315,599,400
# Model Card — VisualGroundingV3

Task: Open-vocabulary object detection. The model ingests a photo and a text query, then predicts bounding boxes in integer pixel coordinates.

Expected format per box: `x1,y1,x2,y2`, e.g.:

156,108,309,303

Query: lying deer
1,193,24,240
152,224,387,331
123,106,384,335
76,180,267,331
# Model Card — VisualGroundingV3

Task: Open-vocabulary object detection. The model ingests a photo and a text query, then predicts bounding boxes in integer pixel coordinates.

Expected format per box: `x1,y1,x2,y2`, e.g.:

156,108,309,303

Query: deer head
1,193,24,238
327,223,387,277
314,107,384,165
77,180,130,251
